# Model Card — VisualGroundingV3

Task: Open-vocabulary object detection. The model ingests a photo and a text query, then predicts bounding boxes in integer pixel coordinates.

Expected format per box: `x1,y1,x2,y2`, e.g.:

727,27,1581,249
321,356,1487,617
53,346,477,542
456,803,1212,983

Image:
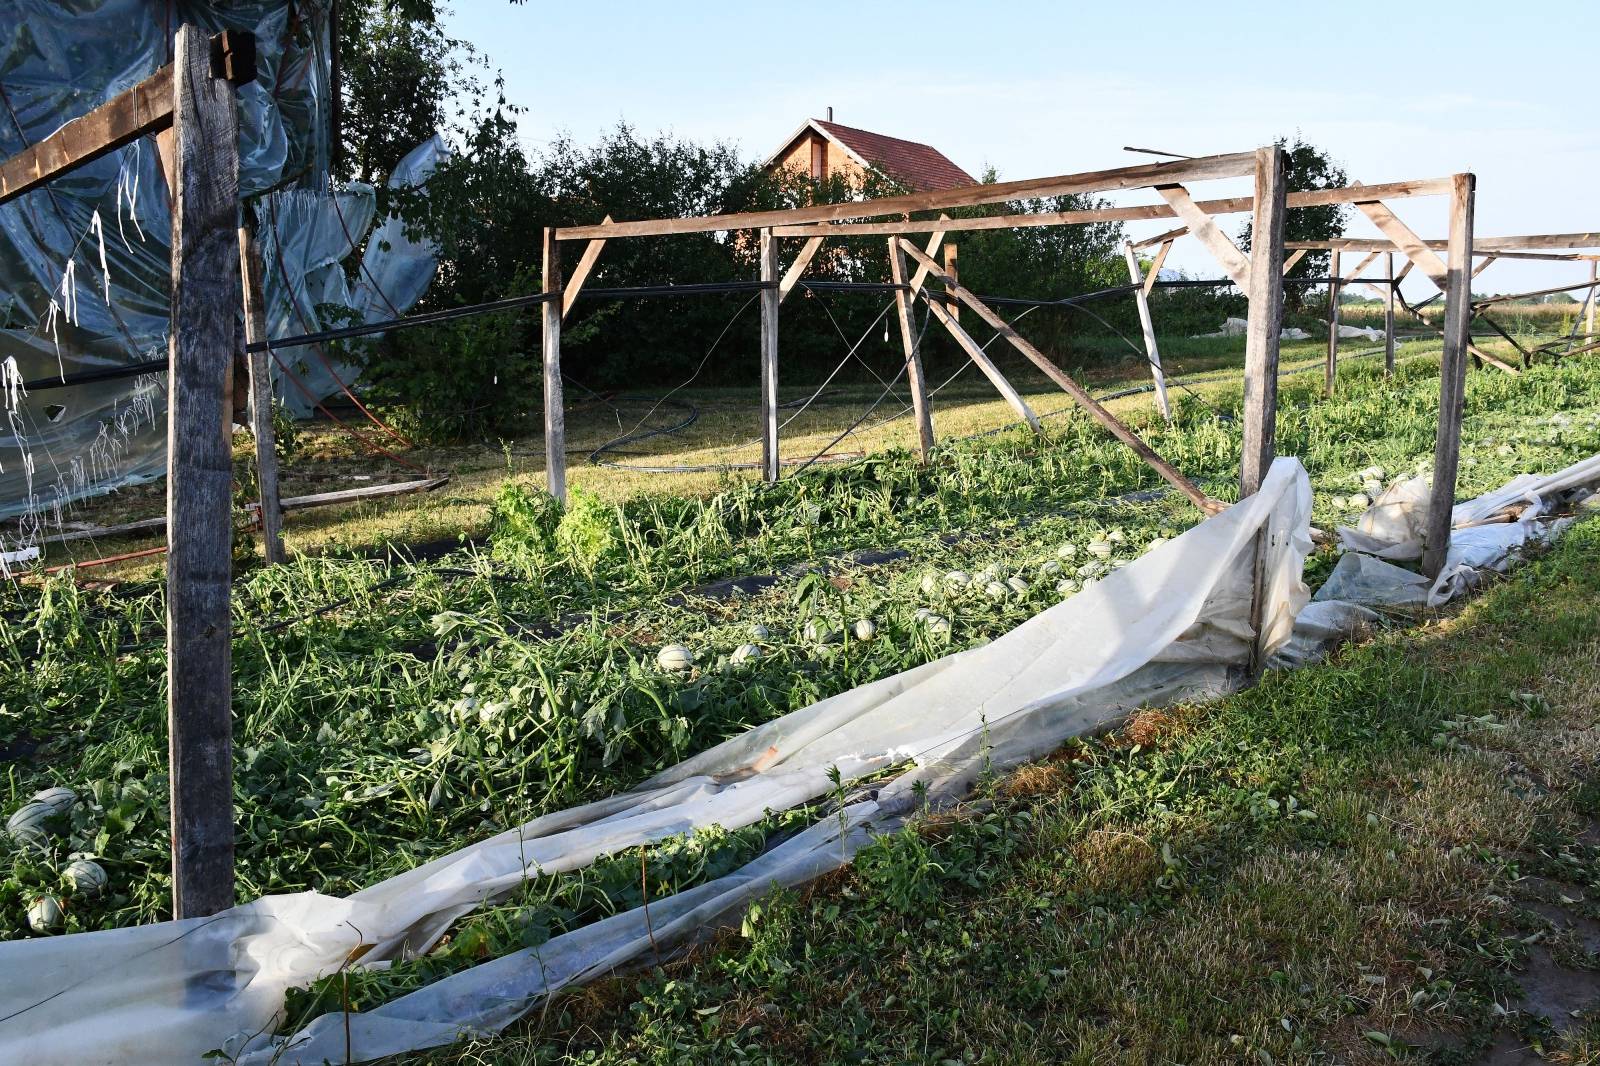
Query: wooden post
166,23,239,919
1384,252,1396,377
542,228,566,503
943,242,960,324
237,225,284,564
888,238,935,461
1240,146,1287,499
1122,239,1172,421
1421,174,1475,579
759,228,780,482
1588,260,1598,340
1325,249,1341,396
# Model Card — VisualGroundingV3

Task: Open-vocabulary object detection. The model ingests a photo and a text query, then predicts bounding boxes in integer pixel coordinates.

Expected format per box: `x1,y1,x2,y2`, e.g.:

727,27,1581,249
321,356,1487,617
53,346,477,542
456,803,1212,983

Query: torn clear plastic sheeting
0,458,1314,1066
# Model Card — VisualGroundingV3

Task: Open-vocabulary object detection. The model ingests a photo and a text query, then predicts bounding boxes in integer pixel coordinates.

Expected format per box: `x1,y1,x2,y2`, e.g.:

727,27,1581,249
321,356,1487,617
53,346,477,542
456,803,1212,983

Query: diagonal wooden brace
918,286,1041,433
1156,183,1251,288
898,238,1221,514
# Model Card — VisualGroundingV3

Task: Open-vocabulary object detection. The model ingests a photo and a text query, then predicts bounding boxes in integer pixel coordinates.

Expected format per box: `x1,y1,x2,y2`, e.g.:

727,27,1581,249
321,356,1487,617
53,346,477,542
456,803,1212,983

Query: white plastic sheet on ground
0,457,1313,1065
5,451,1595,1065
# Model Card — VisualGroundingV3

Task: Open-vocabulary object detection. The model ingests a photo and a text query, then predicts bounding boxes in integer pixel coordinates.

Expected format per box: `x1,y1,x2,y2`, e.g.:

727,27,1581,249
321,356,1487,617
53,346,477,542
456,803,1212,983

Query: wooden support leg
1384,253,1396,377
888,239,935,462
899,238,1214,513
1588,261,1598,341
1325,249,1341,397
1240,146,1287,500
1421,174,1475,579
1123,239,1172,422
759,229,780,482
167,23,239,920
542,228,566,503
237,225,284,565
1241,145,1287,673
919,286,1041,433
943,242,960,324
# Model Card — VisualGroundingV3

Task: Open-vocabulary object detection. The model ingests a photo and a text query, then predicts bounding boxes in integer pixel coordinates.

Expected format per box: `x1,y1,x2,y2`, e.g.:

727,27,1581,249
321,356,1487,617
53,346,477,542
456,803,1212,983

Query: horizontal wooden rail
763,178,1454,239
0,65,174,206
555,151,1259,239
1287,233,1600,253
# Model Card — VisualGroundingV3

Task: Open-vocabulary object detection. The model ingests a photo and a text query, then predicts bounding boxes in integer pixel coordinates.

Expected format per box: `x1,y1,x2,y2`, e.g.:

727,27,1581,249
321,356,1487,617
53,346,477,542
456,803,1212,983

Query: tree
1239,135,1348,314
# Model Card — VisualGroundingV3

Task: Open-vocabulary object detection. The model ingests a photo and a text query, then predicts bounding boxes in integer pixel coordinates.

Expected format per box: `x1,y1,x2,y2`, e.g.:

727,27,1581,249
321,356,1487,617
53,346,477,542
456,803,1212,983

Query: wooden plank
765,179,1456,239
1241,145,1287,498
237,225,284,565
1143,240,1174,297
1421,174,1475,579
1470,254,1498,280
1587,261,1598,343
0,65,174,206
1241,146,1288,672
887,239,935,462
43,478,452,545
541,228,566,503
1287,233,1600,253
561,215,610,319
1281,248,1308,276
1355,198,1449,290
166,25,238,921
943,241,960,324
777,234,824,304
1384,253,1396,377
1466,342,1520,375
916,282,1041,434
899,238,1217,513
1155,183,1251,287
1123,239,1172,421
556,152,1262,239
1341,251,1380,281
907,219,949,293
1132,225,1189,250
759,229,780,482
1326,249,1341,396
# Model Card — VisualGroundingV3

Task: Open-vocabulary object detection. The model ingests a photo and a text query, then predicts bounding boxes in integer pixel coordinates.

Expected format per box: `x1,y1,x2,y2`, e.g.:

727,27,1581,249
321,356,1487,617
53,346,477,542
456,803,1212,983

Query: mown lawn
416,518,1600,1065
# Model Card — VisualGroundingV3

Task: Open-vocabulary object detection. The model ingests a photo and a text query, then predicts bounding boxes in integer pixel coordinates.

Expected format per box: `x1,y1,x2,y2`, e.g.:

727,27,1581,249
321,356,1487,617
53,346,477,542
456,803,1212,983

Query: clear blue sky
443,0,1597,300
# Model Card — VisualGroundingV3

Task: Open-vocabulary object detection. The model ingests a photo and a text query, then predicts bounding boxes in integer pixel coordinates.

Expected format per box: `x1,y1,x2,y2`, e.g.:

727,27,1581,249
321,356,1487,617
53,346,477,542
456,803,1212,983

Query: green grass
410,515,1600,1065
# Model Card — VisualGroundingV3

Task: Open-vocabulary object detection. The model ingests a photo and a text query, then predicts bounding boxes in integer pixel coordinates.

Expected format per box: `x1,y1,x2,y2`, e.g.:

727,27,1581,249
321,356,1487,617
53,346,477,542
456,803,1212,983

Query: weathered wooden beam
899,238,1217,514
1240,146,1287,499
1286,233,1600,254
943,242,961,324
1156,183,1251,287
561,215,611,319
763,179,1456,239
887,239,935,462
1466,342,1521,375
0,65,174,206
1384,253,1396,377
907,219,949,293
1326,249,1341,397
1470,254,1498,280
1143,239,1173,297
1341,251,1380,281
166,24,238,921
759,229,780,482
777,235,824,304
237,225,284,565
1131,225,1189,250
1421,174,1475,579
1588,261,1598,343
1355,198,1449,290
918,281,1041,433
1123,239,1172,421
541,228,566,503
1281,248,1308,276
556,152,1262,239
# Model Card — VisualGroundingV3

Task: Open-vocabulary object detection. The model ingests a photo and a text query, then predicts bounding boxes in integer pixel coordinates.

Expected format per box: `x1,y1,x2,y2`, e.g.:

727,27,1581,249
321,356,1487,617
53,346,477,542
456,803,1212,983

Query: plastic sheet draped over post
0,457,1316,1065
0,1,441,528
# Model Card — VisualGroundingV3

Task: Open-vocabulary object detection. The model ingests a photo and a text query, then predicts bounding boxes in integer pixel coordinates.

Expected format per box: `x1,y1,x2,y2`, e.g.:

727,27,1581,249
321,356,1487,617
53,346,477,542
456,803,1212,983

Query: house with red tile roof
762,113,976,192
